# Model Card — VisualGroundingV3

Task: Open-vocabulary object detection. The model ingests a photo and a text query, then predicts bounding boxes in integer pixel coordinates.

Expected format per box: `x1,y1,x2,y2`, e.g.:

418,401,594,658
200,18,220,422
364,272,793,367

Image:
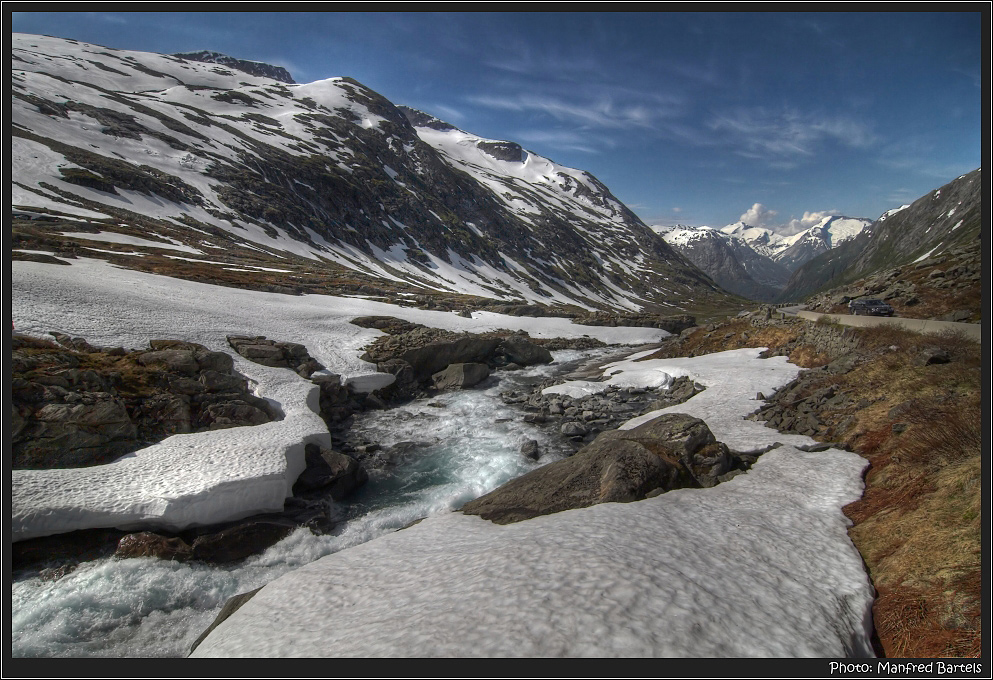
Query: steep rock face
11,33,731,313
781,169,981,300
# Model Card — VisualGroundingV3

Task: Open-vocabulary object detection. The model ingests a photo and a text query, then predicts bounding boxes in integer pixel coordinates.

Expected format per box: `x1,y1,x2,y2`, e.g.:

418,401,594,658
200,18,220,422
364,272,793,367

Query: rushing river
10,347,621,658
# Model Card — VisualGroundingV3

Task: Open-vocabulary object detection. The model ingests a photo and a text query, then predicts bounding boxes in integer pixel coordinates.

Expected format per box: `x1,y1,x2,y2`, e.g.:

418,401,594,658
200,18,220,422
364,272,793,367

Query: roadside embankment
795,311,981,341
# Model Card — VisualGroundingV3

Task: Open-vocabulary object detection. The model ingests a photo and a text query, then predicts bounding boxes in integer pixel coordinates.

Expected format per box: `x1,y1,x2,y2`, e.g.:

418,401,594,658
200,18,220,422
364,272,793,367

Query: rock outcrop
11,333,279,469
358,323,556,401
500,375,705,450
227,335,325,378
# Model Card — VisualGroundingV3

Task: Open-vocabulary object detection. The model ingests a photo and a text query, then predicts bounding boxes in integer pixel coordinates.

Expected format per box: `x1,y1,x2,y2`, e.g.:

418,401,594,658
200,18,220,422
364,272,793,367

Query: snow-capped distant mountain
652,225,791,302
773,215,872,271
719,215,871,272
718,222,797,261
654,213,869,301
11,33,729,314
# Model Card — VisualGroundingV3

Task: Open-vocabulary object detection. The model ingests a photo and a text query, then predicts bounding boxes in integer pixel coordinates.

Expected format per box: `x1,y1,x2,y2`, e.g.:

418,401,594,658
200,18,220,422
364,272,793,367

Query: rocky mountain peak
397,105,461,132
172,50,296,83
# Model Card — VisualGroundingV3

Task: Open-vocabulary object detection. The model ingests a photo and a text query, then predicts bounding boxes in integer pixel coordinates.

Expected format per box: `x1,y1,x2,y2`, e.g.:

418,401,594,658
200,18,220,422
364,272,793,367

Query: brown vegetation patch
661,312,982,656
834,331,981,657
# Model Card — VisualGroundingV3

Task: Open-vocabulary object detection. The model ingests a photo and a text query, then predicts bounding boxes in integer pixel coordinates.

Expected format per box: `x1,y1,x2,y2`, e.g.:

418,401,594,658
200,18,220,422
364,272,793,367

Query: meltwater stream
10,348,621,658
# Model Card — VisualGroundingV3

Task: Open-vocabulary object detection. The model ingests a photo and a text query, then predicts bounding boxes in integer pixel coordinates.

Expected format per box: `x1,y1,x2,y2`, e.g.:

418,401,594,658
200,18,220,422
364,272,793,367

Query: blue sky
12,11,983,231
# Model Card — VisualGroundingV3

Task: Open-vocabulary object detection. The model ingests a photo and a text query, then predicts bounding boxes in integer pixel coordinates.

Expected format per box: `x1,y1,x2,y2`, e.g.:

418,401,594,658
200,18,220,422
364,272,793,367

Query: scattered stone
520,439,540,460
916,348,951,366
115,531,193,561
560,422,587,437
431,362,490,390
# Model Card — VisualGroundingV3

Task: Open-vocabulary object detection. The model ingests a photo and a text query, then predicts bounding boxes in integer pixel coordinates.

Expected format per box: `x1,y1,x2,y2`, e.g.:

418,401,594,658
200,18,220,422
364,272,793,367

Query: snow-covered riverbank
191,347,874,658
12,257,874,658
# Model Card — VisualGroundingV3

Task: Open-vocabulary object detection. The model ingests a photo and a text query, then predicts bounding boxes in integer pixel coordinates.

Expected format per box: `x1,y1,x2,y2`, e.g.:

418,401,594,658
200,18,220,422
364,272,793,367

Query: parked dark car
848,298,894,316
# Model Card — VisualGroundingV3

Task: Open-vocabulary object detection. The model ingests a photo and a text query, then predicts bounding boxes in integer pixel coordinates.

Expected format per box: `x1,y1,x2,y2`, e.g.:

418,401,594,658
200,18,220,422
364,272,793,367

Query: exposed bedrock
11,333,280,469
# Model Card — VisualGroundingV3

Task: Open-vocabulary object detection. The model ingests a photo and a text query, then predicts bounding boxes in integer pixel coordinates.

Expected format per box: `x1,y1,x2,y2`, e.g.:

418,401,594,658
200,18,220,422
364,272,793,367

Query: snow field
192,348,874,658
11,256,665,541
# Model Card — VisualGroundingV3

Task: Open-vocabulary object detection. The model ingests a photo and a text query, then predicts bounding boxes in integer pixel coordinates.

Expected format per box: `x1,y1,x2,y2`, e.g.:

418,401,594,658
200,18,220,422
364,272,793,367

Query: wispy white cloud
428,104,467,124
87,12,129,25
709,108,877,160
876,138,978,181
468,93,668,131
512,129,598,154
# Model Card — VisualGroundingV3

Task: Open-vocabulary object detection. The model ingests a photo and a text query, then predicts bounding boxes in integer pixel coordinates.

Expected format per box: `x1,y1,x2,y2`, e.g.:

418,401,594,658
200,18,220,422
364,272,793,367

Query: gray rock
190,522,294,564
431,362,490,390
498,336,553,366
138,393,192,435
115,531,192,561
293,444,368,500
916,348,951,366
204,402,270,429
560,422,588,437
461,414,733,524
520,439,540,460
195,350,234,373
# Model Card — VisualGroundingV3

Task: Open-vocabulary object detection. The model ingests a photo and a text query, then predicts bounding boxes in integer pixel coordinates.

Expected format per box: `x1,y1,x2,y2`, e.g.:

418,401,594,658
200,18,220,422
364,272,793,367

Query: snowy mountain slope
11,33,728,313
774,215,872,271
780,168,981,301
652,225,791,302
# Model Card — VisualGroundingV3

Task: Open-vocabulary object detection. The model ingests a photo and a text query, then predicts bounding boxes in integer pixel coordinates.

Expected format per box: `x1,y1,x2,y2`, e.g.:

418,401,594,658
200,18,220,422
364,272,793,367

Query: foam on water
10,348,610,658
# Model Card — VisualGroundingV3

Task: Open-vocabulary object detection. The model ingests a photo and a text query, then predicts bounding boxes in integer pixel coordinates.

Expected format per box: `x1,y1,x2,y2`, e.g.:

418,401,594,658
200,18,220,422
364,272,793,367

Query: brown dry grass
641,318,834,367
835,328,982,657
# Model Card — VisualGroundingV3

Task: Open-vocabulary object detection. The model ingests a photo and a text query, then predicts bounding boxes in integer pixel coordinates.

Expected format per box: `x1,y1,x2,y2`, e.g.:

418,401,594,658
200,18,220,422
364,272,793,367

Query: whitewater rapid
10,350,604,658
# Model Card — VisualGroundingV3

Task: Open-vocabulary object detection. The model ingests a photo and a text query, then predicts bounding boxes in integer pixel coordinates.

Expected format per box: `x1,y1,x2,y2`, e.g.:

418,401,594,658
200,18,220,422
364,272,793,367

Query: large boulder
293,443,368,500
461,414,736,524
431,362,490,390
498,336,553,366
